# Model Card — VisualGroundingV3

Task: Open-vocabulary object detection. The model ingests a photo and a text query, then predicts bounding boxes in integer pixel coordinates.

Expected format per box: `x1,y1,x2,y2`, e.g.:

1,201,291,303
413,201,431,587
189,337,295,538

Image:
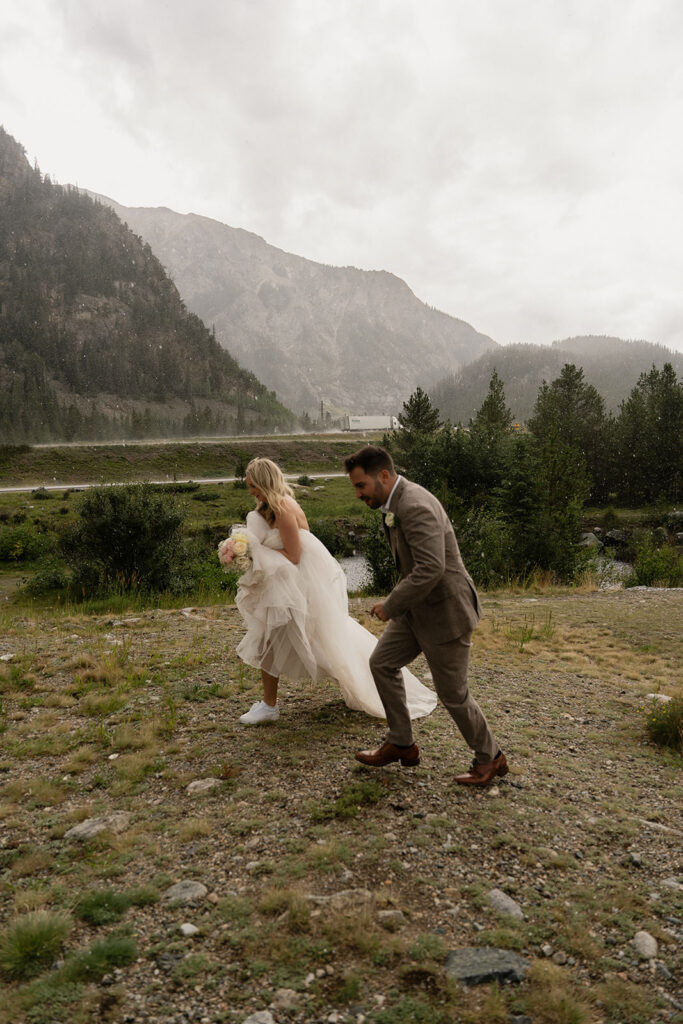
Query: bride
232,457,437,725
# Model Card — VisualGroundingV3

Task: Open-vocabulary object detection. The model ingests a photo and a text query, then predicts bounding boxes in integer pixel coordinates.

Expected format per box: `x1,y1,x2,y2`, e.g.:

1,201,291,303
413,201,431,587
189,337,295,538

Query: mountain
430,337,683,424
0,127,294,443
87,194,497,416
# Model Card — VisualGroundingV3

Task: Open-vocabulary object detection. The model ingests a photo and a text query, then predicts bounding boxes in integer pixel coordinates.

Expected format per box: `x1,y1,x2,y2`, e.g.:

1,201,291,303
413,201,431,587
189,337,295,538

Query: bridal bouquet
217,525,251,573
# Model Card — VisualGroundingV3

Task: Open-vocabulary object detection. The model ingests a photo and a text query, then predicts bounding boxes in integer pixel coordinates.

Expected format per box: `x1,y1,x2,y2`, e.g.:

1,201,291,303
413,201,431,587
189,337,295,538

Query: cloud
1,0,682,351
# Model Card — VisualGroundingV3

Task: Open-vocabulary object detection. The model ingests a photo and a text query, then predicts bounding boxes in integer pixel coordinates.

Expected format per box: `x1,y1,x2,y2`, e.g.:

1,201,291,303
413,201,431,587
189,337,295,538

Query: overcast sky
2,0,682,351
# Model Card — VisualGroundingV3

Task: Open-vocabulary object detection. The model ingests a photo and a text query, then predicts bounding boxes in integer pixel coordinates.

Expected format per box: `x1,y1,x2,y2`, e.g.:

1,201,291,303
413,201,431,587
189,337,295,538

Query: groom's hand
370,602,388,621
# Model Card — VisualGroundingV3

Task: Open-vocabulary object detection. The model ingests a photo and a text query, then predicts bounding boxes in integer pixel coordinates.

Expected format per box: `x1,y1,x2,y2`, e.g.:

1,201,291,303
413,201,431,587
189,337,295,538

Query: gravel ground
0,587,681,1024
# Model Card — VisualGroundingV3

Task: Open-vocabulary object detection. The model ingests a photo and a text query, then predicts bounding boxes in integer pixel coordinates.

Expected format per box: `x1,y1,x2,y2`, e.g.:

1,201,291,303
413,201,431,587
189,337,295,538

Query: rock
272,989,300,1009
377,909,406,931
605,528,628,546
242,1014,275,1024
662,877,682,892
179,923,199,937
306,889,373,910
186,778,221,795
486,786,500,798
633,930,658,959
541,943,553,957
487,888,524,920
579,532,603,548
0,653,14,662
64,812,131,841
552,950,568,965
163,881,208,905
445,947,529,985
656,961,673,980
644,692,671,704
629,852,643,867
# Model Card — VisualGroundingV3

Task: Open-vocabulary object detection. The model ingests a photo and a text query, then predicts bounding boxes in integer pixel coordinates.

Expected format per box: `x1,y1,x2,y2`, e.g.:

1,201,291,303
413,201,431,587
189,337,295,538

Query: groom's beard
360,479,386,509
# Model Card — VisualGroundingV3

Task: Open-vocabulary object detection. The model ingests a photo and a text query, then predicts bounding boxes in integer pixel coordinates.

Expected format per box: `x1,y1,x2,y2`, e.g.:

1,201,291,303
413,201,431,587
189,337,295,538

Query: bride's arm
275,504,302,564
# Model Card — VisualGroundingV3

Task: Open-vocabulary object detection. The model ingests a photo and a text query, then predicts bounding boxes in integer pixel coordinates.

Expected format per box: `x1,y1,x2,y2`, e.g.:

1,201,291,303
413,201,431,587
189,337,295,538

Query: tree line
378,362,681,585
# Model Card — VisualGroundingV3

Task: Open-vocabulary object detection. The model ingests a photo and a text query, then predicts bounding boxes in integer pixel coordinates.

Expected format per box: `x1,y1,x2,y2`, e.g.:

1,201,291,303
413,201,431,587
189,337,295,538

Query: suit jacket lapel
384,478,406,570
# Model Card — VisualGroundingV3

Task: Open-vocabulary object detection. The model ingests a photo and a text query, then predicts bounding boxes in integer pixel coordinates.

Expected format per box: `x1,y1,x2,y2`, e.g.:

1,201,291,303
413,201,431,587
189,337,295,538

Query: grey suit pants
369,615,499,763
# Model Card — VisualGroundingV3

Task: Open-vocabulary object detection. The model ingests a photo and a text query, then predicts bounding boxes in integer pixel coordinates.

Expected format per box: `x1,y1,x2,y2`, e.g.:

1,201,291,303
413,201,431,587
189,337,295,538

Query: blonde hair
246,457,294,524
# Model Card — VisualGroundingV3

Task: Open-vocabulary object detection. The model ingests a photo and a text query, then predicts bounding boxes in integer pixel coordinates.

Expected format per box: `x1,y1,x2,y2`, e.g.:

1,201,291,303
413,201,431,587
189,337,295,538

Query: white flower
385,511,395,528
217,526,251,572
231,532,249,557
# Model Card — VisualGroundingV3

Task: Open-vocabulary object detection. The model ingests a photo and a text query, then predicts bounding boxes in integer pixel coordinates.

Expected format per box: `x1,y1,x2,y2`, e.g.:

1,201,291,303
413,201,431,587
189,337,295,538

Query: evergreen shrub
628,536,683,587
61,484,187,594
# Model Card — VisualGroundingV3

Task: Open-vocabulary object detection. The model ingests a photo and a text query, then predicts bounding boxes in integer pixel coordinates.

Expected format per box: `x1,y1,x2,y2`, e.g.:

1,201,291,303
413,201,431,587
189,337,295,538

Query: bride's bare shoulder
281,495,308,528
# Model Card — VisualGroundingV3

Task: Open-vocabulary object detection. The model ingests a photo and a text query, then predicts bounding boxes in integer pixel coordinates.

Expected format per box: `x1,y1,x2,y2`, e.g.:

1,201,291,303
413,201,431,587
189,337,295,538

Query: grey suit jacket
381,477,482,643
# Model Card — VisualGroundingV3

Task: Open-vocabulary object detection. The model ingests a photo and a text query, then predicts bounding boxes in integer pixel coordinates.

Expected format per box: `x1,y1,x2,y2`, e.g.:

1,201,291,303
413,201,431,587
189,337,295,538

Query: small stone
304,972,316,987
644,693,671,703
656,961,673,980
163,881,208,905
629,852,643,867
541,943,553,957
487,888,524,920
242,1013,275,1024
486,786,500,798
377,909,406,931
552,950,568,965
445,947,529,985
64,812,131,841
306,889,373,910
662,877,682,892
272,989,299,1009
207,892,219,904
179,923,199,937
633,930,657,959
186,778,220,795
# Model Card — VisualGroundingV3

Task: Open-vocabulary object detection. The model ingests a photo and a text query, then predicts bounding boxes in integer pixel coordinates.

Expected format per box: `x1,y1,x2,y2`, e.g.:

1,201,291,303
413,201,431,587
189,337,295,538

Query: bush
309,518,354,557
191,490,222,502
0,911,72,980
297,474,314,486
61,484,187,594
628,536,683,587
24,563,70,595
645,697,683,751
359,511,397,594
457,509,513,589
0,523,49,562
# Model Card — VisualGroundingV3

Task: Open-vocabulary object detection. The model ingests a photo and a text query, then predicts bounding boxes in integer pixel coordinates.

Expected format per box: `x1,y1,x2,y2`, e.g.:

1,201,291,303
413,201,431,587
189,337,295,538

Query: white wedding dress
235,510,436,720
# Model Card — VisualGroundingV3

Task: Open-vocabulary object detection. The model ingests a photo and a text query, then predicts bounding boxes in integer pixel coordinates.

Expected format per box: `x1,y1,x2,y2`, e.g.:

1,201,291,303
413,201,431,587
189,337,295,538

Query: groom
344,445,508,785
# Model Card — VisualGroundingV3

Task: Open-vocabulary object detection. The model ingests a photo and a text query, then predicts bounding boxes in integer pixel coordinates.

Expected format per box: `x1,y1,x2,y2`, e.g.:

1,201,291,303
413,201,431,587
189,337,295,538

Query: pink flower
218,537,236,567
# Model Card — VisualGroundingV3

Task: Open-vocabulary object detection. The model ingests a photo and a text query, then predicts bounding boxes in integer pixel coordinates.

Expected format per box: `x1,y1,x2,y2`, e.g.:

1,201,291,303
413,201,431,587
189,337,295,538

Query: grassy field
0,439,681,1022
0,588,680,1023
0,434,370,488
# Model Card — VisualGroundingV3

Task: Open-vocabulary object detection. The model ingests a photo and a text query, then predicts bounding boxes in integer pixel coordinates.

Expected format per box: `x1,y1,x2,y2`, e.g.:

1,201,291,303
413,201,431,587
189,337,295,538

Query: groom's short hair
344,445,395,476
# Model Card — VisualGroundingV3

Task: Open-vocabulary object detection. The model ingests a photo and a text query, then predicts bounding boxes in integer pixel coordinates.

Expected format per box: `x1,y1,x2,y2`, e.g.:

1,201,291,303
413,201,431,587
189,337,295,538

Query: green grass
0,911,72,981
311,779,386,821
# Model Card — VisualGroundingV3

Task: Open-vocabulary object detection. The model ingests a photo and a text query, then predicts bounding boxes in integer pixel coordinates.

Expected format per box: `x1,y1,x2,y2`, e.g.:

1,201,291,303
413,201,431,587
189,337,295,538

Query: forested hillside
430,337,682,424
0,128,294,441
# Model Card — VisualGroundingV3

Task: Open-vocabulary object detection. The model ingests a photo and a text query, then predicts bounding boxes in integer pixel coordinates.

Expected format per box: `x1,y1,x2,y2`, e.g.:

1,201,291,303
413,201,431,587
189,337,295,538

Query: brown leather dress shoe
454,751,508,785
355,741,420,767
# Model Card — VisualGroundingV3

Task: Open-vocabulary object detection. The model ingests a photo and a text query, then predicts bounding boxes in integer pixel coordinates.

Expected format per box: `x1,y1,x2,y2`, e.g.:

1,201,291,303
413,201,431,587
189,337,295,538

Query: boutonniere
385,512,397,528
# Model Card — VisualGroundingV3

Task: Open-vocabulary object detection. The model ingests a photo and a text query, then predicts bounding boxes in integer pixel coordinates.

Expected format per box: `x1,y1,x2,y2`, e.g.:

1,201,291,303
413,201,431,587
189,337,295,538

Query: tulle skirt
235,526,436,720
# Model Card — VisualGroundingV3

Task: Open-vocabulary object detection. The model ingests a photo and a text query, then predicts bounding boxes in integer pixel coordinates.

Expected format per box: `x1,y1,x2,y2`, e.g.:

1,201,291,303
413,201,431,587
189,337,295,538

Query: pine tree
471,369,514,436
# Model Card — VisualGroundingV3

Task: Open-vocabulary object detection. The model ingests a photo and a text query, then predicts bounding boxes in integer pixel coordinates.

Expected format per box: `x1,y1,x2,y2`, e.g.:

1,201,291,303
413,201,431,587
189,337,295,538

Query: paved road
0,472,347,495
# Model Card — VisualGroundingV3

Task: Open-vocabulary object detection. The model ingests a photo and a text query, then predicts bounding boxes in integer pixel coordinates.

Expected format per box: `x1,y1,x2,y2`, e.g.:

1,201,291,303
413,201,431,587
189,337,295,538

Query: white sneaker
239,700,280,725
